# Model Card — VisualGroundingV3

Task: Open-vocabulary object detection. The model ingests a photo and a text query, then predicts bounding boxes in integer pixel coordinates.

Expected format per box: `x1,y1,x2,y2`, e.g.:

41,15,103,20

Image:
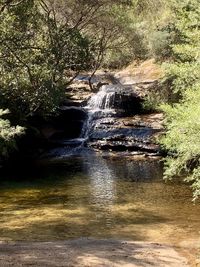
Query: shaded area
0,239,189,267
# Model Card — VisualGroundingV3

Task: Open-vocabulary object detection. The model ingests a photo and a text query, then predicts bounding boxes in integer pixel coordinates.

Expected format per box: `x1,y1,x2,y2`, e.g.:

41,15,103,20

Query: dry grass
117,59,164,83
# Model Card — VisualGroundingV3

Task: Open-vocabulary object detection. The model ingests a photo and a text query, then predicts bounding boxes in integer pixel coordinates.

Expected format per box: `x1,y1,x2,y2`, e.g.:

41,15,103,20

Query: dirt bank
0,239,190,267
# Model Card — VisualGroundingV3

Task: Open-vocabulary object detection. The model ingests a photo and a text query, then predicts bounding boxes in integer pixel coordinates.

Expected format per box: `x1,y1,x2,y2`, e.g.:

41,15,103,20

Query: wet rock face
89,140,160,154
86,114,164,155
87,84,143,115
114,93,143,115
78,82,163,155
41,74,163,156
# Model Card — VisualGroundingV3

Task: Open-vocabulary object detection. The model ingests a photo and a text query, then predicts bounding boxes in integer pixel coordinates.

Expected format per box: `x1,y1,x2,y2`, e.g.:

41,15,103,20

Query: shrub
160,0,200,199
0,110,24,159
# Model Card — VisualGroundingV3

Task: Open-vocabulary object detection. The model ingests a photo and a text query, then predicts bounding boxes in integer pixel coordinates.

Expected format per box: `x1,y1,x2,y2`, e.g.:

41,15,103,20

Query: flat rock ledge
0,239,190,267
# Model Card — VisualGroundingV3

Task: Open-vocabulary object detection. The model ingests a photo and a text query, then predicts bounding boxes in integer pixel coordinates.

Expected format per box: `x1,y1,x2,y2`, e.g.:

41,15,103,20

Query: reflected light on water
85,156,116,227
0,154,199,245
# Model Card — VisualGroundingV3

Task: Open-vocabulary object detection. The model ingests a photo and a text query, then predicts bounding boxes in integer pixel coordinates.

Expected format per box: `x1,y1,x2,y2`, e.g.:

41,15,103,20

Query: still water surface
0,153,199,245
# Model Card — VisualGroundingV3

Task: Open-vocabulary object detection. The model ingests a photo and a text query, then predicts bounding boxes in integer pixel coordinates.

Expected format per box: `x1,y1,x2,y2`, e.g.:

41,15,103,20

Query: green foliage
0,0,92,119
105,0,170,66
160,0,200,199
0,109,24,159
162,0,200,93
160,89,200,200
147,27,173,60
163,62,200,93
63,0,169,69
132,0,167,16
142,93,164,113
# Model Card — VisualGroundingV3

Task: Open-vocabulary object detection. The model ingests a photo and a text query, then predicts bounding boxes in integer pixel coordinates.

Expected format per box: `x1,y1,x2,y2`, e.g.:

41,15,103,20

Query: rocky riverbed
39,66,164,157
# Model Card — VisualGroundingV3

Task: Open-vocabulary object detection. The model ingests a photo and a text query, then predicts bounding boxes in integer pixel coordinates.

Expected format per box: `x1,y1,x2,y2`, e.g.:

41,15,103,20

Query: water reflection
87,157,115,206
0,154,199,245
84,156,116,227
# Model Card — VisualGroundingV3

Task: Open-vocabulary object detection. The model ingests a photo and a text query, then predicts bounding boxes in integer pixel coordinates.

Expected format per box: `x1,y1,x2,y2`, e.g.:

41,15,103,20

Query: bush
0,110,24,159
160,88,200,200
160,0,200,199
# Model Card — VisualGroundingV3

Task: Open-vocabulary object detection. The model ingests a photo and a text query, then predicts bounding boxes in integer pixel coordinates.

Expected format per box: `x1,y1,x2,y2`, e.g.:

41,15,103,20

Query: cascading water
46,85,118,157
45,81,158,158
87,85,116,110
81,85,117,140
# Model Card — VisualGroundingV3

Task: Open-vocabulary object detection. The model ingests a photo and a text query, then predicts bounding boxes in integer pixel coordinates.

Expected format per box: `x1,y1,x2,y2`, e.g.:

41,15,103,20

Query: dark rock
88,140,161,154
58,106,87,121
84,113,164,155
41,106,87,140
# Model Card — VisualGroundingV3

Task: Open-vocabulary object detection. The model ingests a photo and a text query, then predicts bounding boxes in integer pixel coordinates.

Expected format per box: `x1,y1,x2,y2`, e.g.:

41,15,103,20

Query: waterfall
81,85,117,139
47,85,119,157
87,85,116,110
45,82,147,158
